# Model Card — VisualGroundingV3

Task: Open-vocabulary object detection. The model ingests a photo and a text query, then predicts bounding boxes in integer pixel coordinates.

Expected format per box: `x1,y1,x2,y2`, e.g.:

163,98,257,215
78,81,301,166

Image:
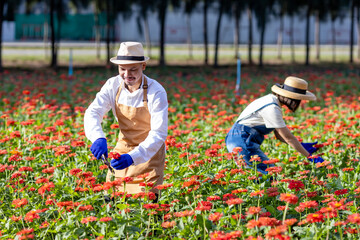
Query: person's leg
226,124,247,153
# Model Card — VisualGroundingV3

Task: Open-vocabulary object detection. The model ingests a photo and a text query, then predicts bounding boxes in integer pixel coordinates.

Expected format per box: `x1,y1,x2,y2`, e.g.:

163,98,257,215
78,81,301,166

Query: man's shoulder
146,76,167,94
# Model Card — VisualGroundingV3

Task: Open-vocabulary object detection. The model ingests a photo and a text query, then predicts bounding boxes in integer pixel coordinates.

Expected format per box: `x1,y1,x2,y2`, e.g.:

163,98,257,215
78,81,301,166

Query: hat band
277,83,306,95
116,56,145,61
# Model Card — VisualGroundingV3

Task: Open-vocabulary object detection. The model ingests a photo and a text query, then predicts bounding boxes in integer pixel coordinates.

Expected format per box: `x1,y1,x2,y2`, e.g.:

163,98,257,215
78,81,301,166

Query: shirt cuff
128,149,144,166
89,132,106,143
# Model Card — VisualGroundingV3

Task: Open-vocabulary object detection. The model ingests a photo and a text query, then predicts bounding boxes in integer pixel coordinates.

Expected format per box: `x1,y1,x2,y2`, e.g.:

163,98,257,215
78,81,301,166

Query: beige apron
106,77,165,194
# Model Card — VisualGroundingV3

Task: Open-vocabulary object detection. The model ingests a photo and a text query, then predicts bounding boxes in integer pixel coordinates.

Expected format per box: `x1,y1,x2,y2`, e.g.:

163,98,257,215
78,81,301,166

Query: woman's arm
275,127,310,157
274,129,286,142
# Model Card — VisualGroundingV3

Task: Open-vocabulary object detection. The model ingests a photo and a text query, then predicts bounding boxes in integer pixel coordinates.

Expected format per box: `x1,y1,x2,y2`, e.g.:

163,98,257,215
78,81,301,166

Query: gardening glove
111,154,134,170
301,141,319,154
307,154,324,163
90,138,108,159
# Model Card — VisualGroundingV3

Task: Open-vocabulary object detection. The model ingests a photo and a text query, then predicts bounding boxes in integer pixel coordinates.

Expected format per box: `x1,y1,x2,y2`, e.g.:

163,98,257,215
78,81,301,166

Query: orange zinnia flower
279,193,298,204
226,198,244,206
246,206,261,215
208,212,223,222
81,216,97,224
161,221,176,228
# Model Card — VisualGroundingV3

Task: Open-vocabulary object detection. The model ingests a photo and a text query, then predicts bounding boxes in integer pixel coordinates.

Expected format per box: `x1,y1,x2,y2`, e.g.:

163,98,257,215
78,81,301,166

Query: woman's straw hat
271,76,316,100
110,42,150,65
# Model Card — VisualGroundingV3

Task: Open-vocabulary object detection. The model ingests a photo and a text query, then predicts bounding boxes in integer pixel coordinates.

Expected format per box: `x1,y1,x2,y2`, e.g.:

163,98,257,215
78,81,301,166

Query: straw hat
271,76,316,101
110,42,150,65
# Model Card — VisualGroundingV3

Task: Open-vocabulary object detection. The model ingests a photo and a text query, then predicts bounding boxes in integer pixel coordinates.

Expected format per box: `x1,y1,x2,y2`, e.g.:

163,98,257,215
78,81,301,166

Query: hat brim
271,85,316,101
110,56,150,65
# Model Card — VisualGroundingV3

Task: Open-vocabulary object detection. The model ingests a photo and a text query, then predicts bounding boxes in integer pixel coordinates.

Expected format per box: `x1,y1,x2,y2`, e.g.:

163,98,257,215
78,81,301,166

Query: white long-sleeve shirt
84,74,168,165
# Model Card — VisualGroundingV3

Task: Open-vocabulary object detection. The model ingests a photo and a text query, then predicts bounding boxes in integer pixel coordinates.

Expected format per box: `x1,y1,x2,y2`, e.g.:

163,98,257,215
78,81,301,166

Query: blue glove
111,154,134,170
301,142,318,154
308,155,324,163
90,138,108,159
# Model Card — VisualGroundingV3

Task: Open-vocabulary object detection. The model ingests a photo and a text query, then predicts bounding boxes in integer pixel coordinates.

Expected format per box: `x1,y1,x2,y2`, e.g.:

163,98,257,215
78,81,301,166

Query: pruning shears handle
101,154,115,174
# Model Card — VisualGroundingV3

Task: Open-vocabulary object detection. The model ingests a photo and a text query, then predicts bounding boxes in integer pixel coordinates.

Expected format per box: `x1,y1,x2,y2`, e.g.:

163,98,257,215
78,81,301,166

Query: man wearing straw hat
84,42,168,198
226,76,323,175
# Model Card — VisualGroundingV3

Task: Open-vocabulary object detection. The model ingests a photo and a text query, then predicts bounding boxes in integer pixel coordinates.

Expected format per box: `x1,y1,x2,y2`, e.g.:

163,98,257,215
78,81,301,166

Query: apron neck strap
142,75,148,107
115,75,148,107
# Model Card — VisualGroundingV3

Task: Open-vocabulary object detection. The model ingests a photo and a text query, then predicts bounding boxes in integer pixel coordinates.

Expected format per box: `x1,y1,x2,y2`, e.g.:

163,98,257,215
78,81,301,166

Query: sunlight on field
0,66,359,239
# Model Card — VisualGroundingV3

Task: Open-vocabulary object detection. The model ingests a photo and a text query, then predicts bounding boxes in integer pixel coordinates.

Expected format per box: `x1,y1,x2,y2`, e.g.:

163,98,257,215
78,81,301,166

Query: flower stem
282,202,289,224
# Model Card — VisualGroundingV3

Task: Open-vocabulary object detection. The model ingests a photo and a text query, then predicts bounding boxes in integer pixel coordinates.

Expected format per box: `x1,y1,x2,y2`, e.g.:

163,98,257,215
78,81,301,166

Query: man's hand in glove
111,154,134,170
308,154,324,163
301,141,319,154
90,138,108,159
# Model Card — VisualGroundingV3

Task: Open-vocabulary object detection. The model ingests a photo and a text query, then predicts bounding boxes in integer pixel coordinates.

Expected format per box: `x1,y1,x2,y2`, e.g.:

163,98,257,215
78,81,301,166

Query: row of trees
1,0,360,72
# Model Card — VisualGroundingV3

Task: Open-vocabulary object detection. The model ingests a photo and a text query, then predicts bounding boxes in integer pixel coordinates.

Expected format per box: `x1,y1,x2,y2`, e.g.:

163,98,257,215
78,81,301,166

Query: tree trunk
232,2,240,59
259,20,265,67
305,3,311,66
143,16,152,57
111,0,116,54
186,13,193,59
55,0,62,70
49,0,57,69
159,0,167,66
43,4,49,58
315,11,320,60
106,0,111,65
350,0,355,63
290,16,295,62
247,5,253,65
203,0,209,65
94,10,101,60
0,0,4,73
331,20,336,62
214,0,224,67
357,1,360,59
277,14,284,60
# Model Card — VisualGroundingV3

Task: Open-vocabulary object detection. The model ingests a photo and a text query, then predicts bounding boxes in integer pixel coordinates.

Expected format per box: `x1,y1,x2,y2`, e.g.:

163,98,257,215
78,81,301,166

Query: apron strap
115,80,123,103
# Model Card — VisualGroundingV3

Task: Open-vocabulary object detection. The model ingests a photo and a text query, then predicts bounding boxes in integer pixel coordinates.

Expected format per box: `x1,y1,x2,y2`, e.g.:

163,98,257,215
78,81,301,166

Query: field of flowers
0,65,359,240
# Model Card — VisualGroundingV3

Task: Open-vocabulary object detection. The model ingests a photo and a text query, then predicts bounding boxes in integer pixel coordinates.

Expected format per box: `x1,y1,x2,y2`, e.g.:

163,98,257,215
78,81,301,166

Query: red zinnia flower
38,182,55,195
143,203,159,210
207,195,221,201
99,217,112,222
266,187,279,197
306,213,324,223
250,190,264,197
288,180,305,191
69,168,82,176
12,198,28,208
24,210,41,222
334,189,348,196
299,200,318,209
195,201,212,211
347,213,360,225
